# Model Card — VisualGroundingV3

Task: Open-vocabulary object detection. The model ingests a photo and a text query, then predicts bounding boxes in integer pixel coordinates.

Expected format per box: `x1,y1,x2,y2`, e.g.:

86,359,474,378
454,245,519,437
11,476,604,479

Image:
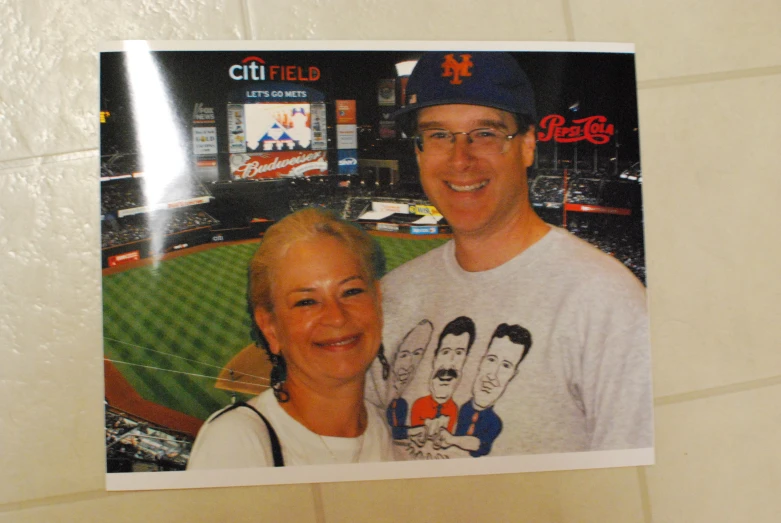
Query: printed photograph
99,41,653,490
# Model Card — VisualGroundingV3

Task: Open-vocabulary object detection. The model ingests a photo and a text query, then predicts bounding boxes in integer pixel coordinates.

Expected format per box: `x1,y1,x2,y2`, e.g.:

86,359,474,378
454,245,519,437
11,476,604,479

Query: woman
188,208,392,468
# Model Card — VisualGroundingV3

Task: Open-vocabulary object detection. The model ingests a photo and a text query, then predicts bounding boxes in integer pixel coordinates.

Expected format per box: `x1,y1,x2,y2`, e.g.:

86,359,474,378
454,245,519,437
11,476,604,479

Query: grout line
561,0,576,41
242,0,255,39
311,483,327,523
0,149,98,173
637,467,653,523
654,374,781,406
0,489,108,514
638,65,781,90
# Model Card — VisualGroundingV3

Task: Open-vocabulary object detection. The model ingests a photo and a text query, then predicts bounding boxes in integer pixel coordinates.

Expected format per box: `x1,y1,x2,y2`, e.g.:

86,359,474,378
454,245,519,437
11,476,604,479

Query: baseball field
102,234,448,424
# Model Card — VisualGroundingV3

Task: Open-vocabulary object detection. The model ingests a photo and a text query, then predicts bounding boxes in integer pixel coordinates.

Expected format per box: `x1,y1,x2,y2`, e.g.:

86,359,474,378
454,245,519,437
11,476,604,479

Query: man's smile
445,180,489,193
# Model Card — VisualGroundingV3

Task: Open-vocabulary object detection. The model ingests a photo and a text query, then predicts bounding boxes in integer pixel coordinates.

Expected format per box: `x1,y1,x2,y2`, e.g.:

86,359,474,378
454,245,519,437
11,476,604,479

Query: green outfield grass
102,235,448,421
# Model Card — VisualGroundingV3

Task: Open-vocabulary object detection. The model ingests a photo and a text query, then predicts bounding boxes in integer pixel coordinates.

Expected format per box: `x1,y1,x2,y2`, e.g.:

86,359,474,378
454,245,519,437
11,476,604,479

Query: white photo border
101,39,651,492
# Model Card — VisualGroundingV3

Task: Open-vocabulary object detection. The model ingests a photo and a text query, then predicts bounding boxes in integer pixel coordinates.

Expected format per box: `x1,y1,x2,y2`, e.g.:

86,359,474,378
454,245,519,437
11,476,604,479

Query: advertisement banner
377,79,396,106
335,100,356,124
192,103,216,124
310,103,327,150
228,56,321,82
379,108,396,139
337,149,359,175
409,204,442,217
230,151,327,179
117,196,212,218
107,251,140,267
537,114,616,144
379,121,396,139
336,124,357,149
372,201,410,214
564,203,631,215
192,127,218,155
410,225,439,235
227,104,246,153
376,222,400,232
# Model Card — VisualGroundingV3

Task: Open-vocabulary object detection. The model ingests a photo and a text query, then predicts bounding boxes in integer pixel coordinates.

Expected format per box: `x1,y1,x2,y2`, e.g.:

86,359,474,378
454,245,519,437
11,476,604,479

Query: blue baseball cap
393,52,537,128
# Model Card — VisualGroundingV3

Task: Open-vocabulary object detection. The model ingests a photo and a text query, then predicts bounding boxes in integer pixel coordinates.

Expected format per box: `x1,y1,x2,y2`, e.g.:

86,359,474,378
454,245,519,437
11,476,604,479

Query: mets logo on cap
441,54,473,85
392,51,538,123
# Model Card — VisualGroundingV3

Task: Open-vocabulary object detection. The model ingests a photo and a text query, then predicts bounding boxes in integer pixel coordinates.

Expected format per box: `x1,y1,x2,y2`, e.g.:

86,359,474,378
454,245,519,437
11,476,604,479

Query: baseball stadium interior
100,50,644,472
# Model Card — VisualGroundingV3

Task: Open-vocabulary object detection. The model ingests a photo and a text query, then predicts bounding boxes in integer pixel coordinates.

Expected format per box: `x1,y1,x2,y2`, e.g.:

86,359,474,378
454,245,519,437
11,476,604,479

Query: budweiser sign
537,114,615,145
232,151,327,179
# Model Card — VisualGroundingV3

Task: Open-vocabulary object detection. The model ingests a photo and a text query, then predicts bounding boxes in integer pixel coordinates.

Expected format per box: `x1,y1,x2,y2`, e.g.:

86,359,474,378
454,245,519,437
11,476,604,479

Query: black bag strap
211,401,284,467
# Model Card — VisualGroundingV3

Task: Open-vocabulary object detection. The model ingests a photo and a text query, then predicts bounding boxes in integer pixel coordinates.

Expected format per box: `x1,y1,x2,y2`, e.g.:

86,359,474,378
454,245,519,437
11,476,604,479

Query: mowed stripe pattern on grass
103,243,259,420
103,235,449,421
375,235,448,275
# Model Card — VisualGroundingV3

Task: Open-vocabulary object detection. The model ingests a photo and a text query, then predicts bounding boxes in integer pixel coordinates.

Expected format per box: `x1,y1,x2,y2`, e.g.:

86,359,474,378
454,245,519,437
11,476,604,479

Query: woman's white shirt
187,388,393,469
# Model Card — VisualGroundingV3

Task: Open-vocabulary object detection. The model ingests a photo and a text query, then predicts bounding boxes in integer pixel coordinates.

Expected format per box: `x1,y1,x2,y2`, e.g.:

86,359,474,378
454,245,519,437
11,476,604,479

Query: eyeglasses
414,128,521,156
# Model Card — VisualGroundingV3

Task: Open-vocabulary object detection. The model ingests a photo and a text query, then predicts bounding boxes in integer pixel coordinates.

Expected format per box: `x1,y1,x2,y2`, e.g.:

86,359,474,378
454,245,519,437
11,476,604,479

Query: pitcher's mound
215,344,271,395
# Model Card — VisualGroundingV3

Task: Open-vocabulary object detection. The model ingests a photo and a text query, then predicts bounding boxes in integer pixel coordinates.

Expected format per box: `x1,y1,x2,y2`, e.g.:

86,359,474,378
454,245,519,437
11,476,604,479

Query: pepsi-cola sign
537,115,615,145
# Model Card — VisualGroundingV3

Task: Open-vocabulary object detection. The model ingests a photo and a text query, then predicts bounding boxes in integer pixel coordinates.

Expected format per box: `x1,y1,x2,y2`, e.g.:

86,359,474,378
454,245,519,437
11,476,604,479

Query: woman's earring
269,353,290,402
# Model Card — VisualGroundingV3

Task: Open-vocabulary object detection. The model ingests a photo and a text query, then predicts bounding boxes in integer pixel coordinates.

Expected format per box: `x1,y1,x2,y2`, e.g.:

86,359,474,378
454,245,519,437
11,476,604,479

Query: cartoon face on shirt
472,335,524,409
392,320,434,396
430,332,470,403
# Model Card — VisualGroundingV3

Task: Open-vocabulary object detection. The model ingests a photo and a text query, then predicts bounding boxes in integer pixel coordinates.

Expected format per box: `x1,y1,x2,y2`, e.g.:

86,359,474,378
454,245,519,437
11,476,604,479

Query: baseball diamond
102,234,447,425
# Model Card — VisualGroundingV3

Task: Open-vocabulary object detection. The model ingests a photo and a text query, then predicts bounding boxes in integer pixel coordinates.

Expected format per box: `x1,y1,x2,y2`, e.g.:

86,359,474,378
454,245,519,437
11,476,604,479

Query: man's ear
519,128,536,168
254,308,280,355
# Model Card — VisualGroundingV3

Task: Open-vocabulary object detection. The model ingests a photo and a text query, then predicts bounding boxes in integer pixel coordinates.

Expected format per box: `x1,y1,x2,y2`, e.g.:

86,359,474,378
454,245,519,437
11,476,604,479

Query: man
386,319,434,440
369,51,652,458
409,316,475,434
434,323,532,457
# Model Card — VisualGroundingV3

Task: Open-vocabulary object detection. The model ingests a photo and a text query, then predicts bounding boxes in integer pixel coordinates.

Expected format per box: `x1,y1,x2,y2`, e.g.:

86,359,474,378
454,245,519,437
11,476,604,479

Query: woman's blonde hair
248,208,385,314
